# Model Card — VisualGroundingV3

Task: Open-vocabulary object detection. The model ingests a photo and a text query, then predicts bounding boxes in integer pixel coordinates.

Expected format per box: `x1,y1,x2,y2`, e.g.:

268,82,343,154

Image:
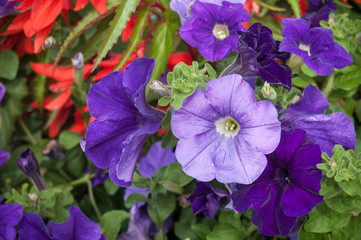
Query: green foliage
207,211,245,240
160,108,178,149
0,50,19,80
147,192,176,227
92,0,141,71
100,210,131,240
58,130,82,150
287,0,301,18
159,61,217,109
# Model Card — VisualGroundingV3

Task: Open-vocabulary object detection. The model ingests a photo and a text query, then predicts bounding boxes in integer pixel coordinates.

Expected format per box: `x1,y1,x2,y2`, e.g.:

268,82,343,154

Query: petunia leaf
0,50,19,80
100,210,131,240
287,0,301,18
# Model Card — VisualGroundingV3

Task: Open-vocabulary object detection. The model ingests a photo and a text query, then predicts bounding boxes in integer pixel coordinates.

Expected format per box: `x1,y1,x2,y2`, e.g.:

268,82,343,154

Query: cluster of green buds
318,145,361,182
149,61,217,109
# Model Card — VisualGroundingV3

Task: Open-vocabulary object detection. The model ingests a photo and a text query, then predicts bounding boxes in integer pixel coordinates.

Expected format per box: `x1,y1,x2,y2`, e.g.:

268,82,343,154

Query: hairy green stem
323,73,335,98
68,173,95,187
19,119,37,145
87,180,102,220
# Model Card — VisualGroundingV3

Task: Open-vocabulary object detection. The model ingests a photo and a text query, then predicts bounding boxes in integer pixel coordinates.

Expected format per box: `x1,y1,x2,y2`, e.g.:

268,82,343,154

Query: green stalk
87,180,102,220
19,119,37,145
322,73,335,98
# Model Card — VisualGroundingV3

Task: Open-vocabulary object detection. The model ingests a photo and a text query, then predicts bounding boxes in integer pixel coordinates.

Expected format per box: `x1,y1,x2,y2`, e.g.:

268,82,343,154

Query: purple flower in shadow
279,18,352,76
0,148,9,166
171,74,281,184
187,181,229,218
18,206,104,240
179,1,250,61
82,58,163,187
302,0,337,27
280,84,356,156
0,197,23,240
232,130,323,236
0,0,18,18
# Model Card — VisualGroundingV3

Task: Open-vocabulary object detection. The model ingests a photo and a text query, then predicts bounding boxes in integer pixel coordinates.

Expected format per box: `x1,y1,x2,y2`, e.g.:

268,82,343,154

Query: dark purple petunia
302,0,337,27
0,197,23,240
232,130,323,236
222,23,292,89
18,206,104,240
179,1,250,61
280,84,356,156
0,82,5,102
0,148,9,166
187,182,229,218
83,58,163,187
0,0,18,18
279,18,352,76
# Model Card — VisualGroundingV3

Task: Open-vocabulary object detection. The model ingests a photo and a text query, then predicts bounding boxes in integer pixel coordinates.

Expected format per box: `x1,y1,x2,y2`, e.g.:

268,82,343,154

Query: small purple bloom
18,206,104,240
222,23,292,89
41,140,64,159
0,0,18,18
179,1,250,61
17,148,47,191
0,82,5,102
279,18,352,76
302,0,337,27
232,130,323,236
83,58,163,187
171,74,281,184
0,148,9,166
91,167,109,187
187,182,229,218
0,198,23,240
280,84,356,156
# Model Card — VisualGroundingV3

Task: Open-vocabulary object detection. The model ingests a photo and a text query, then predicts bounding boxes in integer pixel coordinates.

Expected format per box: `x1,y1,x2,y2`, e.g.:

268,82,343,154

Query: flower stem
87,180,102,220
19,119,37,145
322,73,335,98
68,173,95,187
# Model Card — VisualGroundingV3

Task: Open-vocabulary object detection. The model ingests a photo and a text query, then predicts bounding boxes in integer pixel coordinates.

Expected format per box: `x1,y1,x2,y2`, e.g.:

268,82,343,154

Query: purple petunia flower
82,58,163,187
170,0,246,24
0,197,23,240
0,82,5,102
179,1,250,61
0,0,18,18
302,0,337,27
222,22,292,89
18,206,104,240
280,84,356,156
232,130,323,236
171,74,281,184
187,181,229,218
0,148,9,166
279,18,352,76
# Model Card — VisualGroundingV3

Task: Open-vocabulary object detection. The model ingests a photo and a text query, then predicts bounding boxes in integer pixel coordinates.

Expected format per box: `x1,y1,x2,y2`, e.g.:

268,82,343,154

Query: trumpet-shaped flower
83,58,163,187
0,197,23,240
171,74,281,184
232,130,323,236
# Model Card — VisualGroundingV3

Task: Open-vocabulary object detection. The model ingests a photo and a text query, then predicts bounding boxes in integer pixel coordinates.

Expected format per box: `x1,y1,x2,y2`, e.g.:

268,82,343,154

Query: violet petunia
170,0,246,24
0,148,9,166
171,74,281,184
0,82,5,102
187,181,229,218
83,58,163,187
179,1,250,61
18,206,104,240
0,197,23,240
0,0,18,18
222,23,292,89
279,18,352,76
280,84,356,156
302,0,337,27
232,130,323,236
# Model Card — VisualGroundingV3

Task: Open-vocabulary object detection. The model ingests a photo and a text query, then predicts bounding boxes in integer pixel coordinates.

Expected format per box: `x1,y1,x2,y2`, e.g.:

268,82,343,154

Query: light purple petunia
170,0,246,24
0,148,9,166
279,18,352,76
0,82,5,102
83,58,163,187
232,130,323,236
187,181,229,218
179,1,250,61
171,74,281,184
0,197,23,240
18,206,104,240
280,84,356,156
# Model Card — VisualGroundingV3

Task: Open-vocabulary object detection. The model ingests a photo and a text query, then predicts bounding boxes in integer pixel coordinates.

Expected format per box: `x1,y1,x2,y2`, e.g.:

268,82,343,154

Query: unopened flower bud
288,53,304,70
72,52,84,70
261,82,277,100
42,140,64,159
44,36,56,48
329,159,336,167
17,149,46,191
149,80,172,97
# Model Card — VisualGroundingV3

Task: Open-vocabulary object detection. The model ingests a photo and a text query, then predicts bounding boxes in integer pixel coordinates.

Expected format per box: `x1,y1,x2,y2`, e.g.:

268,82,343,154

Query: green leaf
207,211,244,240
334,67,361,91
254,0,286,11
0,50,19,80
147,192,176,227
58,130,82,150
100,210,131,240
114,4,151,70
125,192,149,208
304,202,350,233
298,225,329,240
325,193,361,214
54,2,120,67
344,215,361,239
92,0,141,71
149,9,178,84
161,162,193,187
104,178,120,196
338,175,361,196
0,78,27,148
287,0,301,18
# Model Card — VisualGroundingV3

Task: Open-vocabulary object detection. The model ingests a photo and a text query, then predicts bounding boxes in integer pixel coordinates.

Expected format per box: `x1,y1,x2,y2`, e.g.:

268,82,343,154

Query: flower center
213,24,229,40
299,43,311,56
215,117,240,137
